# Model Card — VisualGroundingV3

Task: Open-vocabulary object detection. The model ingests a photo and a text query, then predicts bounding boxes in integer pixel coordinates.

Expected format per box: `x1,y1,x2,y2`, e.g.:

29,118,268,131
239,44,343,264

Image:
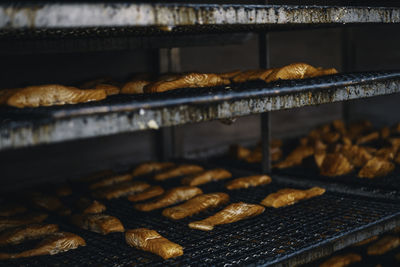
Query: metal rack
1,71,399,151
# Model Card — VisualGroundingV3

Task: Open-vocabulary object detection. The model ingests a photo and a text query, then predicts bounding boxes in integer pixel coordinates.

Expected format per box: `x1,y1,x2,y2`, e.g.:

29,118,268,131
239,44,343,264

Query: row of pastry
0,62,337,108
232,120,400,179
72,162,326,259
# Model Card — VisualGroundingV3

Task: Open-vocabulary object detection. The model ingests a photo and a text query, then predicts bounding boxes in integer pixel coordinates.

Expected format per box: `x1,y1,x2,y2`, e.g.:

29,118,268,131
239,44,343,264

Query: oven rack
1,71,400,151
1,3,400,32
0,167,399,267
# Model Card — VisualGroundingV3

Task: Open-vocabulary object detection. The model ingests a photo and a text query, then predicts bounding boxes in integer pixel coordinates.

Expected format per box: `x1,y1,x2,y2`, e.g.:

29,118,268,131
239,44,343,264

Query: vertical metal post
155,48,182,160
341,28,355,125
259,0,271,173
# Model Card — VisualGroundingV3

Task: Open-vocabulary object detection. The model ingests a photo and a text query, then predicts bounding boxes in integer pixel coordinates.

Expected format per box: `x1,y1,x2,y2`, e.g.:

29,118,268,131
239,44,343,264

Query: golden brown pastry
92,181,150,200
356,131,379,145
319,153,354,177
348,120,372,140
0,224,59,246
181,169,232,186
367,236,400,255
229,144,251,159
225,175,272,190
218,70,241,80
154,164,204,181
273,145,314,169
127,186,165,202
353,235,378,247
375,147,397,160
121,80,150,94
341,145,372,167
0,88,20,105
125,228,183,259
76,198,106,214
0,232,86,260
94,84,120,96
0,213,48,231
30,193,71,216
132,162,175,177
332,119,347,136
134,186,203,212
162,193,229,220
260,187,325,208
264,63,337,83
381,126,391,139
232,69,274,83
358,157,395,179
6,84,107,108
89,173,133,190
188,202,265,231
319,253,361,267
71,214,124,235
144,73,230,93
0,203,26,217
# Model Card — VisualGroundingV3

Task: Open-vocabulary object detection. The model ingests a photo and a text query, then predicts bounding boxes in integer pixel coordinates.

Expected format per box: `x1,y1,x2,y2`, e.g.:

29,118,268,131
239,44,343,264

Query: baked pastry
188,202,265,231
261,187,325,208
75,198,106,214
125,228,183,259
121,80,150,94
154,164,204,181
89,173,133,190
0,223,59,246
134,186,203,212
144,73,230,93
0,213,48,231
92,181,150,200
162,193,229,220
0,203,26,217
132,162,175,177
264,63,337,83
127,186,164,202
0,232,85,259
225,175,271,190
358,157,395,179
181,169,232,186
71,214,124,235
6,84,107,108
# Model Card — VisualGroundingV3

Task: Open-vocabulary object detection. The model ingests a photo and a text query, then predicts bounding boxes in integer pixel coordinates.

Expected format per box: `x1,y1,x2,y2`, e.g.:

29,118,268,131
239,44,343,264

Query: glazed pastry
127,186,164,202
319,153,354,177
264,63,337,83
6,84,107,108
93,84,120,96
121,80,150,94
125,228,183,259
358,157,395,179
89,173,133,190
225,175,271,190
132,162,175,177
144,73,230,93
0,213,48,232
162,193,229,220
340,145,372,168
367,236,400,255
0,232,86,259
92,181,150,200
260,187,325,208
76,198,106,214
319,253,361,267
71,213,124,235
154,165,204,181
135,186,203,212
189,202,265,231
181,169,232,186
0,224,59,246
273,145,314,169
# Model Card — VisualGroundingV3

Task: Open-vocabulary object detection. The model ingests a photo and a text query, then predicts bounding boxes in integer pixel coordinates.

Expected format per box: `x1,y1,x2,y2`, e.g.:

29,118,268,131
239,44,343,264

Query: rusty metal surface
0,71,399,151
0,3,399,30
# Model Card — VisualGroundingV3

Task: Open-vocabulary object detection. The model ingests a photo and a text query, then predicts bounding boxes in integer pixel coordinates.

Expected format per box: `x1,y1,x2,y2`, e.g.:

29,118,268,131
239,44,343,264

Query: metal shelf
0,71,399,151
0,3,399,32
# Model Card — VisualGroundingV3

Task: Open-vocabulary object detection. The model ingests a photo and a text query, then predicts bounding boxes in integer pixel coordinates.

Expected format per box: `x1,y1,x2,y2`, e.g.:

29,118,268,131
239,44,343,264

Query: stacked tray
0,165,399,267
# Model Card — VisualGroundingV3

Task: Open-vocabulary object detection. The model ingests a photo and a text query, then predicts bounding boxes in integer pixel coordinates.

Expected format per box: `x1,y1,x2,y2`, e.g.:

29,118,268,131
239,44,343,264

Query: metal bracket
155,48,182,160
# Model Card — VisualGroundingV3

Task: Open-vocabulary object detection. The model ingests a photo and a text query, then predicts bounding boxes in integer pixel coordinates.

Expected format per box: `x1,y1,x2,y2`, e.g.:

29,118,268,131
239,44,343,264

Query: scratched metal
0,4,400,29
0,72,399,151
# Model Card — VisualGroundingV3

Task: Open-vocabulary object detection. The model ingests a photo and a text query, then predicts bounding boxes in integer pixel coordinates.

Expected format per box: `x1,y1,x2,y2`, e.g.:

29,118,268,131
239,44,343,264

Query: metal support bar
155,48,182,160
341,28,355,125
259,0,271,173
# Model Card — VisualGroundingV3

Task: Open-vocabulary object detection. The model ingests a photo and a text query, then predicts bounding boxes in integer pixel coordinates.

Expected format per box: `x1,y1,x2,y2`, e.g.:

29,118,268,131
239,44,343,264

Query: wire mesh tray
1,167,399,267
